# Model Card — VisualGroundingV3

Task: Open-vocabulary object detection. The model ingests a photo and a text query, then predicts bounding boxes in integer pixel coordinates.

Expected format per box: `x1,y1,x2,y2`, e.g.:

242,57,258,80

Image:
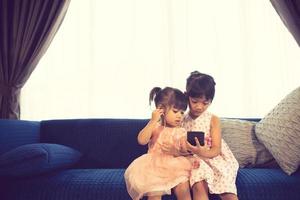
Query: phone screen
187,131,205,146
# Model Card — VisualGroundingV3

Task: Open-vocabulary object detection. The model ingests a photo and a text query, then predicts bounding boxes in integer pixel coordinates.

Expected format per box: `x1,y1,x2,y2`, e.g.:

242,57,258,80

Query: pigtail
149,87,161,106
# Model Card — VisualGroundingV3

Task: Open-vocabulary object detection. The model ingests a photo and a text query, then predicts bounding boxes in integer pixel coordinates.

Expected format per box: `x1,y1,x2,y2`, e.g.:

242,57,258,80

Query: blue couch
0,118,300,200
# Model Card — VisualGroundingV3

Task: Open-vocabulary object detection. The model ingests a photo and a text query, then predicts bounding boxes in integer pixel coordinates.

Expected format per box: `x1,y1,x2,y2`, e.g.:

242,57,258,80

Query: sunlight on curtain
21,0,300,120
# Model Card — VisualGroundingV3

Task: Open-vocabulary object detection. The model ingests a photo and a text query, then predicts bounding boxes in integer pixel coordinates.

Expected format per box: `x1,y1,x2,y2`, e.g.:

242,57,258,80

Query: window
21,0,300,120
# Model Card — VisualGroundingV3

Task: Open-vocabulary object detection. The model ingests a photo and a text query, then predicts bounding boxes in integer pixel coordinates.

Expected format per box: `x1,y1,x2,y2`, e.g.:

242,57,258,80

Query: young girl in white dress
124,87,197,200
183,71,239,200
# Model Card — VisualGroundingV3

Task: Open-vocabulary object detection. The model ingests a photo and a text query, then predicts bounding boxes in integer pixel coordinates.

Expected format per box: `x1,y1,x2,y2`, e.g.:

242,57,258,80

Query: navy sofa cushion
40,119,148,168
3,168,299,200
0,143,82,177
237,168,300,200
1,168,213,200
3,169,131,200
0,119,40,155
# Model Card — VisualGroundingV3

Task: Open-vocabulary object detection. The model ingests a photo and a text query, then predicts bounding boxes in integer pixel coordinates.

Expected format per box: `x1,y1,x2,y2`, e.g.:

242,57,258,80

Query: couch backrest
40,119,148,168
0,119,40,155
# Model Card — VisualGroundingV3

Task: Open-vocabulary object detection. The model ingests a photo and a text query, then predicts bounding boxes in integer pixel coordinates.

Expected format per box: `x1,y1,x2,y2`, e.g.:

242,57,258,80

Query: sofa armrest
0,119,40,155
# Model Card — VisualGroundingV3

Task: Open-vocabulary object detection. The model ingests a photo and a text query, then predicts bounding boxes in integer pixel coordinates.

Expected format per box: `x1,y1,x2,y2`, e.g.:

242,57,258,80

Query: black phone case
187,131,205,146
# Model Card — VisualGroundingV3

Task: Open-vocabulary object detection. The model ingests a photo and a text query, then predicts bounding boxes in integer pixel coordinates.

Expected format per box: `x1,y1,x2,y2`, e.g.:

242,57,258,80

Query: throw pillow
221,119,274,168
0,143,82,177
255,87,300,175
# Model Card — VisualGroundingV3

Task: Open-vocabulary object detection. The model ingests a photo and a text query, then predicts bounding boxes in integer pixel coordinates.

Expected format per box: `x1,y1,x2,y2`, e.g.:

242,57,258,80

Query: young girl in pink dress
183,71,239,200
124,87,195,200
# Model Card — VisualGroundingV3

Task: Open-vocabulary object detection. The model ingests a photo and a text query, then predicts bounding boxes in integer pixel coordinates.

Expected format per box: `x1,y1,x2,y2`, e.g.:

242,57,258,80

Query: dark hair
186,71,216,101
149,87,188,111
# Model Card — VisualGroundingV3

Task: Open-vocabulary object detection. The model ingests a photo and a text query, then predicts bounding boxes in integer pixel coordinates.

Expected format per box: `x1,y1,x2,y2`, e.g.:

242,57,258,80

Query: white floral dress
183,111,239,195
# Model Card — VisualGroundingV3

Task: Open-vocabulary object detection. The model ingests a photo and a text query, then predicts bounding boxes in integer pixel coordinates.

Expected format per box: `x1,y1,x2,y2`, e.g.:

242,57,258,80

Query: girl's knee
174,181,190,195
192,181,209,200
192,180,208,193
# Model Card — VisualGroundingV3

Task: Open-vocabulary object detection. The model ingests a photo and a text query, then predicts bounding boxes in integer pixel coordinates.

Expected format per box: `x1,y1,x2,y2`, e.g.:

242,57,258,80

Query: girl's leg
192,181,209,200
173,181,192,200
219,193,238,200
148,196,161,200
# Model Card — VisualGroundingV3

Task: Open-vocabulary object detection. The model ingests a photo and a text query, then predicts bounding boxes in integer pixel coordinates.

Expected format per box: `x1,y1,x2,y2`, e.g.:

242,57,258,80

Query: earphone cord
162,116,166,127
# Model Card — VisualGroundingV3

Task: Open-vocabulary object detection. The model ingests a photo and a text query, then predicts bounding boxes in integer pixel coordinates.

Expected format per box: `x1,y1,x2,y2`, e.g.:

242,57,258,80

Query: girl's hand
179,138,187,152
192,159,200,169
186,137,205,156
151,108,164,122
178,138,191,156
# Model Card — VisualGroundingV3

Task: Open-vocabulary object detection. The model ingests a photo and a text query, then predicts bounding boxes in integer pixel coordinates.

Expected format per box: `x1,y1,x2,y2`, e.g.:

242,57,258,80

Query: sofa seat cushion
0,143,82,177
2,168,300,200
237,168,300,200
3,169,131,200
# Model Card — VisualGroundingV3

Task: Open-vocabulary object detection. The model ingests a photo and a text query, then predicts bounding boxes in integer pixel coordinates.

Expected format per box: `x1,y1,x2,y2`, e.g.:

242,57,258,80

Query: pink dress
124,126,192,200
183,111,239,195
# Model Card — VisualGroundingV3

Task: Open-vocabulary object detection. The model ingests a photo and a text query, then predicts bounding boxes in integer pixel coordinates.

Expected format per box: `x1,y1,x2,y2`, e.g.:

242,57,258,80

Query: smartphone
187,131,205,146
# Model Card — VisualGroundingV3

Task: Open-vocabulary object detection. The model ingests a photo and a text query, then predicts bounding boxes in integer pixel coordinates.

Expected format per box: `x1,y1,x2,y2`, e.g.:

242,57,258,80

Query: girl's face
188,96,211,118
164,106,185,127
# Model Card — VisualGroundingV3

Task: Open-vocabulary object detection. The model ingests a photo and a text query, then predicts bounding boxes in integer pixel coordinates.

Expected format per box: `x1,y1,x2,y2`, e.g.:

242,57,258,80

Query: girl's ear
157,104,166,112
160,114,166,127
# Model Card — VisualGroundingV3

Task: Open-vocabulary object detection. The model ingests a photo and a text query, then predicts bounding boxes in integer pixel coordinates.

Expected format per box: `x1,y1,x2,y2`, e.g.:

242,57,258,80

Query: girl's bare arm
137,108,163,145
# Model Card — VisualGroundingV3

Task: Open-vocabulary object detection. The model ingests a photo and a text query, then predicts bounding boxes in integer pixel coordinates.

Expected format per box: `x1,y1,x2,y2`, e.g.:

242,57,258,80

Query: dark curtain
270,0,300,46
0,0,71,119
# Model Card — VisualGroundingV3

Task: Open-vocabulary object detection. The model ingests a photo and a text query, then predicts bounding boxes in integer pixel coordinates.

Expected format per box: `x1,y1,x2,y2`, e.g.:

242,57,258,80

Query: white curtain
21,0,300,120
